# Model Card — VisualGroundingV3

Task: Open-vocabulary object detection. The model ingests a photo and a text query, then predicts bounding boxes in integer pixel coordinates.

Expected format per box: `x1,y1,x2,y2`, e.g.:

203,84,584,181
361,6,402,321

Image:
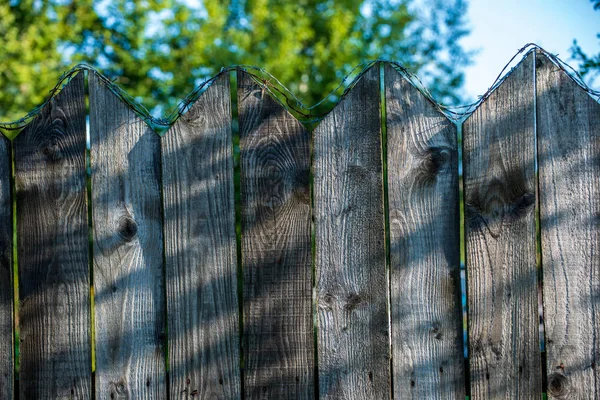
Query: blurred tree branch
570,0,600,87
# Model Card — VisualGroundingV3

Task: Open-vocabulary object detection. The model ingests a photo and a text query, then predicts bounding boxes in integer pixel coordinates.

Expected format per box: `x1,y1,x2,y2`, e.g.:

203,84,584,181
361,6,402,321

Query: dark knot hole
117,216,138,242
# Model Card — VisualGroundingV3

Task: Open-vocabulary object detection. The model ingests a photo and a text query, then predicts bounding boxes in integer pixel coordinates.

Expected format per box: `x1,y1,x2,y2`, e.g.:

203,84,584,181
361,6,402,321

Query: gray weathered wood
162,73,241,399
238,71,314,399
14,73,91,399
536,52,600,399
314,65,390,399
463,53,542,398
385,65,464,398
0,136,13,399
89,74,166,399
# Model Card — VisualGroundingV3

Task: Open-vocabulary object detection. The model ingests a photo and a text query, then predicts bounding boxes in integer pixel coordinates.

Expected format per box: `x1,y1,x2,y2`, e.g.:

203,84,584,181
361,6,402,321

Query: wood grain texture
238,71,314,399
89,74,166,399
463,53,542,398
536,52,600,399
0,136,13,399
14,73,91,399
162,73,241,399
313,66,390,399
385,65,464,399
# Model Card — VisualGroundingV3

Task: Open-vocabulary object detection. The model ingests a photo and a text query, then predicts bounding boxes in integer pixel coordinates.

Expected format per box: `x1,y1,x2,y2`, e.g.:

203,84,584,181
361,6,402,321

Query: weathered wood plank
314,66,390,399
14,73,91,399
89,74,166,399
385,65,464,398
463,53,542,398
162,73,241,399
0,136,13,399
536,52,600,399
238,71,314,399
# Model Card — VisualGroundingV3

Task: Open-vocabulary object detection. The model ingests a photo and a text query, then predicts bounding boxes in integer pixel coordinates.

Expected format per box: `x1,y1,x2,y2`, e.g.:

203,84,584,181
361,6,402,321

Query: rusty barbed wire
0,43,598,137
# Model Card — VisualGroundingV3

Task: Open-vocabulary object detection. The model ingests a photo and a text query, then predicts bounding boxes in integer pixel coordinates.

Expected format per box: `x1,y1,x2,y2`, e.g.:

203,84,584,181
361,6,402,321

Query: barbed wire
0,59,380,134
0,43,598,136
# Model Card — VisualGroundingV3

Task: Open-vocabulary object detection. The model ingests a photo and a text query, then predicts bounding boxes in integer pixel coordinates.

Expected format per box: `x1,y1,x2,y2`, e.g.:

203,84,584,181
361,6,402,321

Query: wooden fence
0,49,598,399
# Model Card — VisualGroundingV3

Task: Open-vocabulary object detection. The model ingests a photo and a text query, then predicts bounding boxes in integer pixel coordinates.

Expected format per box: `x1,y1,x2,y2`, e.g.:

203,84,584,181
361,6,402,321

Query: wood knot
182,107,207,127
320,293,335,310
466,183,534,236
491,345,502,359
510,192,535,220
547,373,570,398
41,139,62,161
117,216,138,242
429,323,442,340
344,292,362,311
472,338,484,354
417,147,449,184
115,380,127,395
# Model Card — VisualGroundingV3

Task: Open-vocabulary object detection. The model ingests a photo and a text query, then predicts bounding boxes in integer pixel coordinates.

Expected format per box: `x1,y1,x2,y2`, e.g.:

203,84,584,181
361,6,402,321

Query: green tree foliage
570,0,600,87
0,1,71,122
0,0,473,123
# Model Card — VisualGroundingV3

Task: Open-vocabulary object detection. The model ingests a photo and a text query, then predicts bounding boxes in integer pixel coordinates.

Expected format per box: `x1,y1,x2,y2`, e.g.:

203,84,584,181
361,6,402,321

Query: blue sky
462,0,599,101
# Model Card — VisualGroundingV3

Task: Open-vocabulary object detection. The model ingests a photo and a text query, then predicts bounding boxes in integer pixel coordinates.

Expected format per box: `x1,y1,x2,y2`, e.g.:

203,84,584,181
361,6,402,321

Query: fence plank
89,74,166,399
314,65,390,399
238,71,314,399
14,73,91,399
162,73,241,399
463,53,542,398
385,65,464,398
536,52,600,399
0,136,12,399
